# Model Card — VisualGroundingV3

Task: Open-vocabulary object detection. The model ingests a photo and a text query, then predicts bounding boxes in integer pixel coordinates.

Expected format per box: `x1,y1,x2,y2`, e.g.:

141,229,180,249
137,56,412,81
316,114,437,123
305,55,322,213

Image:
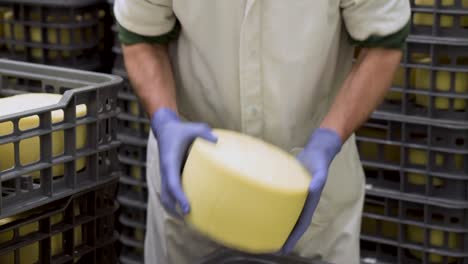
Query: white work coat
114,0,410,263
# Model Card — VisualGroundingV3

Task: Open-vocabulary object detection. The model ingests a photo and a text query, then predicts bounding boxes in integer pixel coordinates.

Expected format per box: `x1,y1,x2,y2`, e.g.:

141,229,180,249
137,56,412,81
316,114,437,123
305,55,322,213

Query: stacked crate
0,59,122,263
358,0,468,263
0,0,113,72
197,249,330,264
108,1,149,263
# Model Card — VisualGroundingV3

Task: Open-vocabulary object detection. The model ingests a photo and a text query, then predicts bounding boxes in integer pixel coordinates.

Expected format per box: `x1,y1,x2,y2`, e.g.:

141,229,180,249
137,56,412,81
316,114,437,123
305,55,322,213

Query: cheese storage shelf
361,190,468,264
410,0,468,41
378,36,468,122
356,112,468,203
0,180,118,264
0,0,113,71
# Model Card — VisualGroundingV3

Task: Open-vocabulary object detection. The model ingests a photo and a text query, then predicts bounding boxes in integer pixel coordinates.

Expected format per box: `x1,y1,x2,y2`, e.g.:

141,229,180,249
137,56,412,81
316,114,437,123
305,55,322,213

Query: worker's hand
151,108,217,218
280,128,342,254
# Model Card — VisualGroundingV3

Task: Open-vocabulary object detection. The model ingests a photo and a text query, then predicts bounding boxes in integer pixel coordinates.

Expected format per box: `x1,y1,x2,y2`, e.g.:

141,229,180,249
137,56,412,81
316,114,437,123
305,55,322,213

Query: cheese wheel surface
0,93,87,177
182,129,311,253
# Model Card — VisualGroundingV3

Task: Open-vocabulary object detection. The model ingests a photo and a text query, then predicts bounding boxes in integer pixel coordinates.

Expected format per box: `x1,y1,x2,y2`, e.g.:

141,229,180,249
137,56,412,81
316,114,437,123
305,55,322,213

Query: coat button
249,106,259,116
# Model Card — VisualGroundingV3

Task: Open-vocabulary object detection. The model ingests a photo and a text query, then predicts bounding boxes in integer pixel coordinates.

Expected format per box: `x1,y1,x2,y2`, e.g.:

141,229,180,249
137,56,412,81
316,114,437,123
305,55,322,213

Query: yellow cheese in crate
408,149,444,186
131,165,142,181
0,205,82,263
413,0,468,28
386,66,405,102
129,101,150,133
408,149,463,187
182,129,311,253
4,10,106,60
134,227,145,242
131,165,144,193
0,8,10,48
30,10,107,59
356,127,400,164
3,11,25,53
129,101,140,116
134,228,145,254
361,204,398,239
0,93,87,177
415,0,454,6
413,13,455,28
407,225,458,263
413,57,467,110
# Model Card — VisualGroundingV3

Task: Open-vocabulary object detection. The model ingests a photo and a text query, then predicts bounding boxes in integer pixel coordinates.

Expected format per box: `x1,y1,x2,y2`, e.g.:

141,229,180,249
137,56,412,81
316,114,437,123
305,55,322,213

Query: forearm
320,48,402,142
122,43,177,118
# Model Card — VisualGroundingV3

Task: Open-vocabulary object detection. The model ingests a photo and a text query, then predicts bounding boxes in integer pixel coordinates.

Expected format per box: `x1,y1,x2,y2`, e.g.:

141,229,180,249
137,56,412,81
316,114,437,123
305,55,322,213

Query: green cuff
349,20,410,50
118,21,181,45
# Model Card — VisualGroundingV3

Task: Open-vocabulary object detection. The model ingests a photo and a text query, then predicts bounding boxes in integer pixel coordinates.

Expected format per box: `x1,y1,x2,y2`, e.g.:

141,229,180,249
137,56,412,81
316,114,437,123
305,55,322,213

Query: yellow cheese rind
182,129,310,253
0,93,87,177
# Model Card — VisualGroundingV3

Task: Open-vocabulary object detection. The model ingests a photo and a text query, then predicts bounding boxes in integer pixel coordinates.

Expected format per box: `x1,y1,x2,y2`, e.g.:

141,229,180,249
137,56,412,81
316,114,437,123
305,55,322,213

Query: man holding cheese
114,1,410,263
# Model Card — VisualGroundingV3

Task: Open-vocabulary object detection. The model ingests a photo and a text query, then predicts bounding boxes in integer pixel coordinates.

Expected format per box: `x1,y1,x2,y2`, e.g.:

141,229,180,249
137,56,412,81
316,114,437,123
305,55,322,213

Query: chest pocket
261,0,339,60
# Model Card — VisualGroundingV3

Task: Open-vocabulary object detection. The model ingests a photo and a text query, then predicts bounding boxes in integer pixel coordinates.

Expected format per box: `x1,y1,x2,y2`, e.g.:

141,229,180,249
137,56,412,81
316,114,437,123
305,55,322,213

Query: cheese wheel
182,129,311,253
0,93,87,177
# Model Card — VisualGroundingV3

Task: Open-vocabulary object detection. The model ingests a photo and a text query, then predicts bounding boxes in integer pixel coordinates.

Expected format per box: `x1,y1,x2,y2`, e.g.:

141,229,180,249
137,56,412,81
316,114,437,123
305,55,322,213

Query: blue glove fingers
280,169,327,254
160,188,183,219
166,164,191,214
190,123,218,143
163,144,189,215
160,164,183,218
280,192,320,254
308,167,328,193
166,123,217,215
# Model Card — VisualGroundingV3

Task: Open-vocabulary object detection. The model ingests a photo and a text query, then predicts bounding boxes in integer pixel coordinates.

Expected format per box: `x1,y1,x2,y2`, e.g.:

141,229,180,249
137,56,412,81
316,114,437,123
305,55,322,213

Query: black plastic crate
197,249,329,264
117,184,147,213
0,0,113,71
361,189,468,264
77,243,118,264
120,161,147,191
119,203,146,229
356,112,468,203
118,175,147,209
117,137,148,209
119,245,143,264
0,179,118,264
116,198,146,264
118,205,145,264
410,0,468,40
377,37,468,122
117,95,150,140
112,47,124,74
118,135,147,165
119,219,144,252
0,59,122,218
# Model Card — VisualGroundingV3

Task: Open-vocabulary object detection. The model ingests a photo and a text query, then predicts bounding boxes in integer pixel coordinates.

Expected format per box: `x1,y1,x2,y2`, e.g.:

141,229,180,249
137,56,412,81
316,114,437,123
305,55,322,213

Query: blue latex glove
280,128,342,254
151,108,217,218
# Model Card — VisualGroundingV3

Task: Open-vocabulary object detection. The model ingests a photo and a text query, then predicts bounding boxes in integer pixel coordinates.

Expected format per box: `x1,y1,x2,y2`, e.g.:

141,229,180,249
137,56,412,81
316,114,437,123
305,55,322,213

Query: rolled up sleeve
341,0,411,49
114,0,179,45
